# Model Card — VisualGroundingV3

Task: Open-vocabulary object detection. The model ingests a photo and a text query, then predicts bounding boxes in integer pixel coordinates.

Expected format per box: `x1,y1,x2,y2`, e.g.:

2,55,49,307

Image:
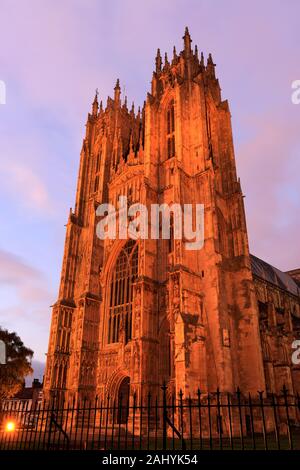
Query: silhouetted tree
0,327,33,401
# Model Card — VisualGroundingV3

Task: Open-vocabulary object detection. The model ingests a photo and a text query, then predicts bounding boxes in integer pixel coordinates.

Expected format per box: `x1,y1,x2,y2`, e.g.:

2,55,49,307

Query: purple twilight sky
0,0,299,374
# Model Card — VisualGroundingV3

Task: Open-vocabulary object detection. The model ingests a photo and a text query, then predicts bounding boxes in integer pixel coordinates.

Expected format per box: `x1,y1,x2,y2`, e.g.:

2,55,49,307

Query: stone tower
44,28,266,405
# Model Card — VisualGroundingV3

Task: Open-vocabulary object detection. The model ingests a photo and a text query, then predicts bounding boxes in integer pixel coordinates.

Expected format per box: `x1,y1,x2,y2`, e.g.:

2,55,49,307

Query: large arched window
108,240,139,344
166,100,175,158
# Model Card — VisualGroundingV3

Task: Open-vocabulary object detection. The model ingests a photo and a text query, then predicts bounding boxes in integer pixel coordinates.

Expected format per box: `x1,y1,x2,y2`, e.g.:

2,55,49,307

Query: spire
173,46,177,60
138,124,144,161
183,26,192,55
155,48,162,73
130,102,135,117
114,79,121,105
119,136,125,168
194,44,198,60
207,53,215,65
200,52,204,67
207,53,216,77
139,126,143,146
68,207,73,223
129,131,134,153
172,46,178,65
164,52,169,67
92,88,99,116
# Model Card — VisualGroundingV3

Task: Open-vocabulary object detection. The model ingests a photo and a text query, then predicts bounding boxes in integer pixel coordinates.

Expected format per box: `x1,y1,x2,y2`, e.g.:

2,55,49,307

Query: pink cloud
0,249,55,303
0,249,42,284
237,112,300,271
0,249,53,360
0,249,54,311
0,0,299,361
0,162,53,213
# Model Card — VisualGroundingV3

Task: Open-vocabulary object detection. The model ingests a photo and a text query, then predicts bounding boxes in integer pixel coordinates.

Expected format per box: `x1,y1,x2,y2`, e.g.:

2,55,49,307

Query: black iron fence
1,385,300,451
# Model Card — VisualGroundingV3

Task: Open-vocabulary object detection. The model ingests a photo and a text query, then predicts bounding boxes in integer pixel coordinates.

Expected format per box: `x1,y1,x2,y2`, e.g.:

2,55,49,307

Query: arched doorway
117,377,130,424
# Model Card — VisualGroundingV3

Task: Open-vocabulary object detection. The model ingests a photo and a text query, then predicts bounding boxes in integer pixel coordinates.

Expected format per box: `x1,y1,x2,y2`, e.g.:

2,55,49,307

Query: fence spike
1,387,299,451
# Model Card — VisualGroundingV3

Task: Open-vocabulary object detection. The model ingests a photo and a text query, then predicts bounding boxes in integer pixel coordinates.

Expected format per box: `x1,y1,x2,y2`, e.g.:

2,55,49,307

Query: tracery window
167,100,175,159
108,239,139,344
54,362,67,389
94,149,102,193
56,308,72,353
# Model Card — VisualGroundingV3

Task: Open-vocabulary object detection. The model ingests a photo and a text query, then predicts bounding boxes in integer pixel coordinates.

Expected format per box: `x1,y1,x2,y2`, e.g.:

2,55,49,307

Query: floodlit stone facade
44,29,300,405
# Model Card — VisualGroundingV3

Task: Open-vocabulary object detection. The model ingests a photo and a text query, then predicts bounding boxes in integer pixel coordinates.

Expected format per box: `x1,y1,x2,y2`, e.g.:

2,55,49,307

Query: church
44,28,300,406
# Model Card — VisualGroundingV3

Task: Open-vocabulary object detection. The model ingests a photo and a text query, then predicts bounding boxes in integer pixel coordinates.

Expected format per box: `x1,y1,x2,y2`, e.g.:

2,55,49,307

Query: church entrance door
117,376,130,424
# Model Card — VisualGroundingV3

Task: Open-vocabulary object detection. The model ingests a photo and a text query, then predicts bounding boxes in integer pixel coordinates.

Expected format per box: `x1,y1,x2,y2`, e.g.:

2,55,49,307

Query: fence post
282,384,293,450
161,382,167,450
216,388,222,450
258,390,267,450
47,398,55,450
236,387,244,450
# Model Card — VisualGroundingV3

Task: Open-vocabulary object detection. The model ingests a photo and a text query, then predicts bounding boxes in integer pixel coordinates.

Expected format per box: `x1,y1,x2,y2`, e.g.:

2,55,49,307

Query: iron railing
0,385,300,451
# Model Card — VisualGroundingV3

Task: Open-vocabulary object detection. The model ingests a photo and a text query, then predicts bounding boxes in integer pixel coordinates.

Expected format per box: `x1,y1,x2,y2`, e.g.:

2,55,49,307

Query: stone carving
134,286,141,337
123,348,131,370
175,240,181,263
132,341,140,382
171,274,180,321
44,29,300,402
222,328,230,347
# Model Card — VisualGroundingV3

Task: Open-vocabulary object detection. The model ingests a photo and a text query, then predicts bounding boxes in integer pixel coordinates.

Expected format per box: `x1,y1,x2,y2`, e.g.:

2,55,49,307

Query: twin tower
44,28,266,404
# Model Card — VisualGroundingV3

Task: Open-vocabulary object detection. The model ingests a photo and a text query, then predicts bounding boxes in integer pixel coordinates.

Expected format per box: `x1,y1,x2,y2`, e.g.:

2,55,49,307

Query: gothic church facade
44,29,300,405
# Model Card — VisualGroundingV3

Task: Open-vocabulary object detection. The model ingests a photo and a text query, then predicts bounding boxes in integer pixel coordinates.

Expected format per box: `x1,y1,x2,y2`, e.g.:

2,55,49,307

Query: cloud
0,163,52,212
0,249,42,285
237,112,300,271
0,248,54,305
0,249,53,361
0,128,55,214
0,0,299,362
25,360,45,386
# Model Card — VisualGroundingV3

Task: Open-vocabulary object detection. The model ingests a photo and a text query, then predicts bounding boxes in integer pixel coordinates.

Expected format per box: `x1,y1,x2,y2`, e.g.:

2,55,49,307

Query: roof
250,254,300,297
286,269,300,288
12,379,43,401
14,387,33,400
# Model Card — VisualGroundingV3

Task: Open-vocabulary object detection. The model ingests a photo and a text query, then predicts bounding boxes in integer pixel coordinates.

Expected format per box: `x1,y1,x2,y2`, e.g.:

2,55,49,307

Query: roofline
252,273,300,300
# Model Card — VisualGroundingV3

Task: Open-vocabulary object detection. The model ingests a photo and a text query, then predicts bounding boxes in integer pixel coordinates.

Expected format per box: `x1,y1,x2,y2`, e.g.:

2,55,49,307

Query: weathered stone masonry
44,29,300,406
